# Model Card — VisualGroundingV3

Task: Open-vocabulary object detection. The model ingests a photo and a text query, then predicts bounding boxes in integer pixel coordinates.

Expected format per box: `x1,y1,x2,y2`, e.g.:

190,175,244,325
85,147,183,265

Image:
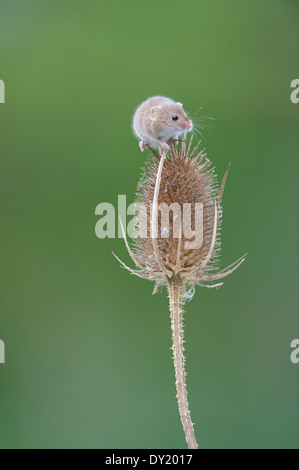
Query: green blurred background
0,0,298,449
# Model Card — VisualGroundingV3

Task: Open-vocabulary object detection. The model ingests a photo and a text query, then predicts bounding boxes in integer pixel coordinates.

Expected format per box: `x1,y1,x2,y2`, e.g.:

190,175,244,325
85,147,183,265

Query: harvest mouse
133,96,193,152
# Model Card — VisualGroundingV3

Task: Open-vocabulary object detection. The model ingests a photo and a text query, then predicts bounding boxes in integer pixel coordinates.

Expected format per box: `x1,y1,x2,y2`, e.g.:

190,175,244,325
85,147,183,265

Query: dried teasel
114,136,246,449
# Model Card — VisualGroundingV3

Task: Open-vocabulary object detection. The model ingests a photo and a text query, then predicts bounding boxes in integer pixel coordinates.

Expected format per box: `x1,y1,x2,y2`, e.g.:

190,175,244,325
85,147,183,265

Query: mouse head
150,101,193,137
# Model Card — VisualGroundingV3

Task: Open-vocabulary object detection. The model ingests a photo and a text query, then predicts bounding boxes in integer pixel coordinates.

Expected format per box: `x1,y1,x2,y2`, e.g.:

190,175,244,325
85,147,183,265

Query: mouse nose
181,120,193,131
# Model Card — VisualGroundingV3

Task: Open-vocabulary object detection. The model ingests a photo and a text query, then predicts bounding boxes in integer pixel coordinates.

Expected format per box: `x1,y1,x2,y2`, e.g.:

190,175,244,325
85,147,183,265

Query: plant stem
151,149,168,274
168,275,198,449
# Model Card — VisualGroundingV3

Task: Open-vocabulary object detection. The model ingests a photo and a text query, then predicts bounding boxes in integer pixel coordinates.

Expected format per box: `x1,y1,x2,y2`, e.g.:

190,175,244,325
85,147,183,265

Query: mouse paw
139,140,151,152
159,140,170,152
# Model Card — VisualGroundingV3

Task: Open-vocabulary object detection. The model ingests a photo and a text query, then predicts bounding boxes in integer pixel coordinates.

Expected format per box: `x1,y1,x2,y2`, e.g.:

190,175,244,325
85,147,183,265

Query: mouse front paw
139,140,150,152
159,140,170,152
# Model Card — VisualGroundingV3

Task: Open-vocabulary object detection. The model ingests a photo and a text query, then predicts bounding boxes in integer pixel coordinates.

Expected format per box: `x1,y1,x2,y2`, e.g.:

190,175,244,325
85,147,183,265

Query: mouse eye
172,115,178,121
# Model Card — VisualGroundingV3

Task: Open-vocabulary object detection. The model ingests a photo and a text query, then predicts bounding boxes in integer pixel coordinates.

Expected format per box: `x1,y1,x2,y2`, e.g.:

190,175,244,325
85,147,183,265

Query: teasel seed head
114,136,246,298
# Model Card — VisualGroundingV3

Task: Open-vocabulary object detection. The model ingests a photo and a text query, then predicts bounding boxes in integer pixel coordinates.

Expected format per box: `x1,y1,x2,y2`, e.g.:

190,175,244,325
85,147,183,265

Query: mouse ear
151,106,162,118
176,102,183,107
